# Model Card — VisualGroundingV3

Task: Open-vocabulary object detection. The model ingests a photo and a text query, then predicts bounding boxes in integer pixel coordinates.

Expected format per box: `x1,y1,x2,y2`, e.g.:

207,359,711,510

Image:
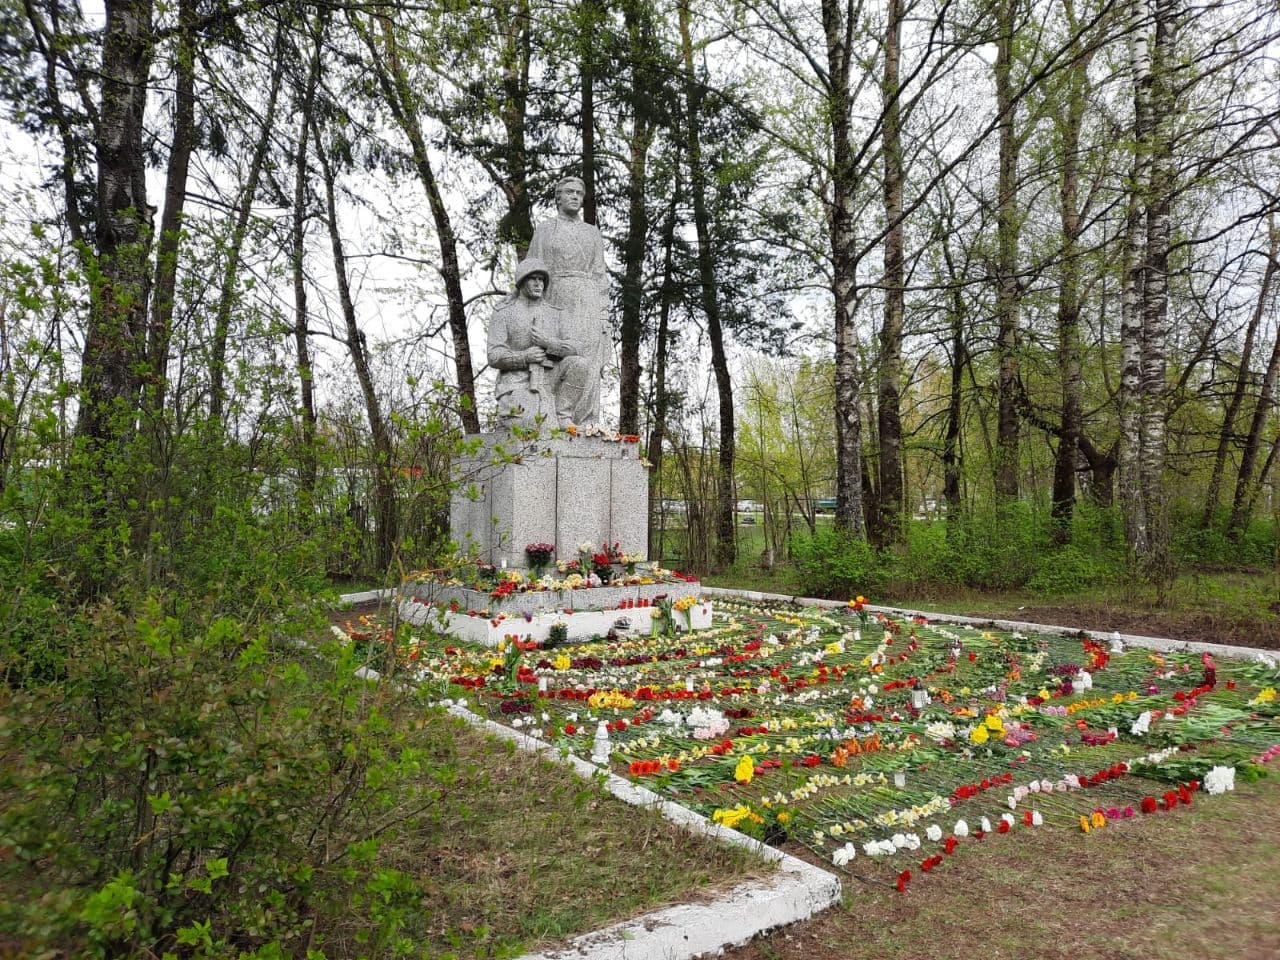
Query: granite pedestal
450,433,649,569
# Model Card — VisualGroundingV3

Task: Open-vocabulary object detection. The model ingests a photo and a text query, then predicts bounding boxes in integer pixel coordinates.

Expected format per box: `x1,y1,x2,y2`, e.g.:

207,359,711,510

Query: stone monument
400,177,709,644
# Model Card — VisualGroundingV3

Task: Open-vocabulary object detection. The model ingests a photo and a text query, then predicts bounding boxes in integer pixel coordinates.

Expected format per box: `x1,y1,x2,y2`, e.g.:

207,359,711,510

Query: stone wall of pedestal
450,433,649,569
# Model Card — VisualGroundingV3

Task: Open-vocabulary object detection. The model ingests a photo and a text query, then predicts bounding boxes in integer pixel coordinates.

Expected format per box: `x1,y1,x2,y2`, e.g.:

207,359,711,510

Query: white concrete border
438,701,841,960
338,587,397,605
702,586,1278,662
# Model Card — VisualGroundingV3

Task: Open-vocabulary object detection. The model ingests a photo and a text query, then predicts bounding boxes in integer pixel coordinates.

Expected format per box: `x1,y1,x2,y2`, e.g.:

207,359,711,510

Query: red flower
896,870,912,892
1141,796,1158,814
944,836,958,855
563,723,577,735
997,820,1011,834
1177,784,1193,805
1162,790,1179,810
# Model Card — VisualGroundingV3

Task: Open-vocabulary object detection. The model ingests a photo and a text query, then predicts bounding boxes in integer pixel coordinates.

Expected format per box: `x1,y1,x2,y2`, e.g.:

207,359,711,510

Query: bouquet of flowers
525,542,555,576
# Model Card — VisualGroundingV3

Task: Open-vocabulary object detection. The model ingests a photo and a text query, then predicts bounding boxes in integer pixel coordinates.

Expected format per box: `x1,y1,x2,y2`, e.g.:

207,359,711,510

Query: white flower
1007,795,1017,810
832,842,857,867
903,833,921,851
1131,711,1152,736
1031,811,1044,826
1204,765,1236,796
954,819,969,838
1040,779,1053,793
1027,781,1040,795
1000,813,1015,827
926,824,943,842
892,833,908,850
980,817,992,833
1255,653,1277,669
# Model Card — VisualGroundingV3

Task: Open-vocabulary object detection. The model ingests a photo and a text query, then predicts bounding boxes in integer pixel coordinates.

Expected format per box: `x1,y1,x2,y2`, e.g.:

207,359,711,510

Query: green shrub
1027,544,1121,594
891,523,964,590
790,528,885,597
944,504,1041,590
0,597,450,958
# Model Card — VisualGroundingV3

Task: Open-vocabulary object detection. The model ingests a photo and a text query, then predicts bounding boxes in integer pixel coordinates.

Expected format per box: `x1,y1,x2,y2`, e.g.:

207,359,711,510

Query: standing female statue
527,176,610,426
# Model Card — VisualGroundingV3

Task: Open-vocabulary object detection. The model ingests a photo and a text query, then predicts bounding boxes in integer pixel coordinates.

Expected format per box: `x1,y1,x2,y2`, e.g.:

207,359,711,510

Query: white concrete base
399,597,713,647
438,702,841,960
337,587,397,605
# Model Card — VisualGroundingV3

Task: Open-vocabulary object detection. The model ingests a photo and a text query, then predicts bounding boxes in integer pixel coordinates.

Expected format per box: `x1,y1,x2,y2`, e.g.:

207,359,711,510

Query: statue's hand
530,329,550,349
525,346,547,365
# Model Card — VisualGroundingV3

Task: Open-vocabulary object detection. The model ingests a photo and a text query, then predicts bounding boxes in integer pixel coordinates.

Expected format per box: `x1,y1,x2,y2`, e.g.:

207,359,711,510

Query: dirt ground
721,777,1280,960
978,604,1280,650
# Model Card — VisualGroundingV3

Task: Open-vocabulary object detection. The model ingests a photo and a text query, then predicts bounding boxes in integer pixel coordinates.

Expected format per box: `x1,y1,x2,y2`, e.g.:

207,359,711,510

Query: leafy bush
1027,544,1121,594
790,528,885,597
0,597,452,958
890,523,964,590
943,505,1042,590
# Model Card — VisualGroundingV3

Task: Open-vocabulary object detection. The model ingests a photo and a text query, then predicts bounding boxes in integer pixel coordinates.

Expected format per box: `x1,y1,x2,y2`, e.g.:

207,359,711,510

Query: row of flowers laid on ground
359,595,1280,886
406,556,698,603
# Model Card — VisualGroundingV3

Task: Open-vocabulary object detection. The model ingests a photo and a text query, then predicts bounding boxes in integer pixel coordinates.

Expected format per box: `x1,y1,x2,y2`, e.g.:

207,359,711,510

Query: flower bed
375,596,1280,887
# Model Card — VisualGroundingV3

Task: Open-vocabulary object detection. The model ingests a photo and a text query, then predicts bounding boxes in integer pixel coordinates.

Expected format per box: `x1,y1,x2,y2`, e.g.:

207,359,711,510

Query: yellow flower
1091,811,1106,829
985,714,1005,734
1039,688,1052,700
1080,816,1091,834
712,805,753,829
553,654,571,671
1251,687,1277,705
734,754,755,784
777,811,791,824
588,689,636,710
969,725,990,745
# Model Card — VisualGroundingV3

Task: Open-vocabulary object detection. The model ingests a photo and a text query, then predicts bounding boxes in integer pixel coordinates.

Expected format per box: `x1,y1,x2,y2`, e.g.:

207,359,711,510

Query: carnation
1204,765,1236,796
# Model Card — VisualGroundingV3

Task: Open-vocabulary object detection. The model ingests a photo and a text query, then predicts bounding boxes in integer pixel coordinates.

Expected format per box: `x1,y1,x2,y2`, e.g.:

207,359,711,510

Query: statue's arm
487,309,531,370
532,308,577,358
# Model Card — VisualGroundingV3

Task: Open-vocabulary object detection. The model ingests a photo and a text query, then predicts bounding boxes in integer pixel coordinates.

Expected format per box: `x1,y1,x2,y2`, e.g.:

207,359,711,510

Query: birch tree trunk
824,0,866,539
1118,0,1151,560
1136,0,1177,580
877,0,905,542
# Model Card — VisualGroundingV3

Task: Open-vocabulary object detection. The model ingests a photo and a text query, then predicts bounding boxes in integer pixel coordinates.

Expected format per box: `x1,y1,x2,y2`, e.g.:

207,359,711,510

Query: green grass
319,712,769,956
